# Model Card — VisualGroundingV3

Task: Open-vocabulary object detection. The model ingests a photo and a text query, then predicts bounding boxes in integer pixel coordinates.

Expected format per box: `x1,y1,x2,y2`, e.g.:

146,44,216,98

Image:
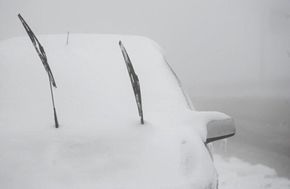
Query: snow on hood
0,34,217,188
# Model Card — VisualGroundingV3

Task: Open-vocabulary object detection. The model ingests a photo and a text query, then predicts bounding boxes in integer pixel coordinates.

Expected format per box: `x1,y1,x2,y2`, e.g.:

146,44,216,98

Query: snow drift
214,154,290,189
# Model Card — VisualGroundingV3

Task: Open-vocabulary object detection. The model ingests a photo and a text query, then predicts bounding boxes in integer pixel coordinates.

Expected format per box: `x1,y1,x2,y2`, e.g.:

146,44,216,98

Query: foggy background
1,0,290,96
1,0,290,180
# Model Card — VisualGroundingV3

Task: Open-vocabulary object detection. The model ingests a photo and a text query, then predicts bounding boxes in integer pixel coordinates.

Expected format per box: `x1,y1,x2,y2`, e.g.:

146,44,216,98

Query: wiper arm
119,40,144,124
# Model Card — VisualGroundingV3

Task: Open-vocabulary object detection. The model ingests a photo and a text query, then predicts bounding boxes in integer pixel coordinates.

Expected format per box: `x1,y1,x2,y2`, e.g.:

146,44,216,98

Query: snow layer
214,154,290,189
0,34,218,189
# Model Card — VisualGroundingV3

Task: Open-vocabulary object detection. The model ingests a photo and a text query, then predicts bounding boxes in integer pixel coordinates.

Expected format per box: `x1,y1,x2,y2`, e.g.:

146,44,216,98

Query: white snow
0,34,218,189
214,154,290,189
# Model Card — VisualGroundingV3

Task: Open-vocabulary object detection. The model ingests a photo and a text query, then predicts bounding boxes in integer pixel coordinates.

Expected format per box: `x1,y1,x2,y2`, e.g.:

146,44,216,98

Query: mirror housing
204,112,236,143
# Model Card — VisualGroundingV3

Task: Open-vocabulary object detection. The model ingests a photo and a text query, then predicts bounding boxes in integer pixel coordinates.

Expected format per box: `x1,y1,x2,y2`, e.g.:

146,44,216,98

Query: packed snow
0,34,223,189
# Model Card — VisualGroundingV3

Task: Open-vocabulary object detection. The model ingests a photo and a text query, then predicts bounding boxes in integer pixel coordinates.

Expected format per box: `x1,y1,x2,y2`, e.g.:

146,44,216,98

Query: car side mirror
202,112,236,143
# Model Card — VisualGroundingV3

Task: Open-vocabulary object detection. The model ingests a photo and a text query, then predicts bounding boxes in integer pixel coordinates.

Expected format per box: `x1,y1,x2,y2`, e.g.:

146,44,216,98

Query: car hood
0,34,217,188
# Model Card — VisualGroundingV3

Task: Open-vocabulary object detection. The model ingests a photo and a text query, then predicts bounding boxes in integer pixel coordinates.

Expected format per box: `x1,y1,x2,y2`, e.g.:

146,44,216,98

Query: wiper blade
119,40,144,124
18,14,57,88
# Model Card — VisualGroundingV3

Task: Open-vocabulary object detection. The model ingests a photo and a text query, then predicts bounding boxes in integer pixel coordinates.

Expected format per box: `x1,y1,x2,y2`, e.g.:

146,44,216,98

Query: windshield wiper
119,40,144,124
18,14,59,128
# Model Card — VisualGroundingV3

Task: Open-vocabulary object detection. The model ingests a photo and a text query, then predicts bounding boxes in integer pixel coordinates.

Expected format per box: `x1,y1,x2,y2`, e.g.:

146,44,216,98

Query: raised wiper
18,14,59,128
119,40,144,124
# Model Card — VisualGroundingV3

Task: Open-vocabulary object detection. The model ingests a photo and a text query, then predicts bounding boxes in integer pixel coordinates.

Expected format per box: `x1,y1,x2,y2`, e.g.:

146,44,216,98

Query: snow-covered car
0,34,235,189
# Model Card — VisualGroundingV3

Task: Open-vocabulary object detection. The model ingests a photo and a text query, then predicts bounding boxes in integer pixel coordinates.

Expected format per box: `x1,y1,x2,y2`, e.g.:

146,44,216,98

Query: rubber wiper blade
18,14,57,88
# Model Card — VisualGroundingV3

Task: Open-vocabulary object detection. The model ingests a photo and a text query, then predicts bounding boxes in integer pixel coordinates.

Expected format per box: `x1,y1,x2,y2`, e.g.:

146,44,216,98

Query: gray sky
0,0,289,97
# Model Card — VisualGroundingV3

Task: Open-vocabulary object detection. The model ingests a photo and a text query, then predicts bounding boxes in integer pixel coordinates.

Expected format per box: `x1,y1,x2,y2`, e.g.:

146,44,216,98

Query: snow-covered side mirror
203,112,235,143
